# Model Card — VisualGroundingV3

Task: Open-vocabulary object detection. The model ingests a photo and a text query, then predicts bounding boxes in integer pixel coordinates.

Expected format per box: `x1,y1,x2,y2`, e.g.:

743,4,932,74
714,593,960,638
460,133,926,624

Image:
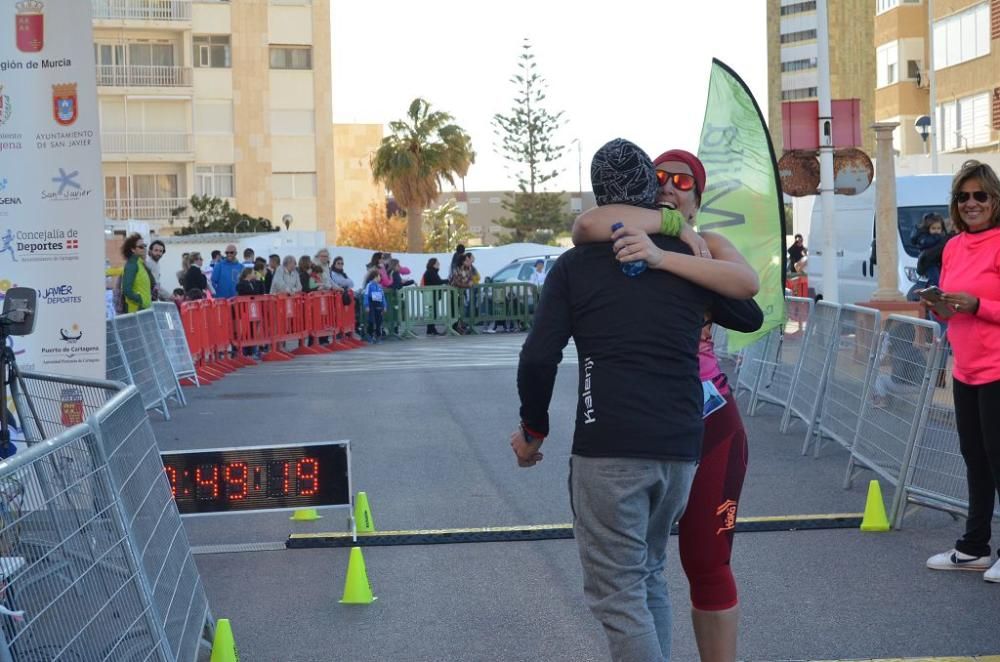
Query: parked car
487,255,560,284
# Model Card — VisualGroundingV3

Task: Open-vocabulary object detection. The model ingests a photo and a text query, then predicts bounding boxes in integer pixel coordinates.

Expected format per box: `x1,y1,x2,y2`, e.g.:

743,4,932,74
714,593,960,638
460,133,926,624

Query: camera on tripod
2,287,38,458
1,287,37,337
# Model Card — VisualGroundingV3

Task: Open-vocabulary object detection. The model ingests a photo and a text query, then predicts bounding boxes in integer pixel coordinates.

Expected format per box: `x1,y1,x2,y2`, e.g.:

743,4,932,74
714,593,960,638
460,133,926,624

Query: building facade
766,0,877,155
874,0,999,160
93,0,337,240
332,123,383,227
435,190,596,246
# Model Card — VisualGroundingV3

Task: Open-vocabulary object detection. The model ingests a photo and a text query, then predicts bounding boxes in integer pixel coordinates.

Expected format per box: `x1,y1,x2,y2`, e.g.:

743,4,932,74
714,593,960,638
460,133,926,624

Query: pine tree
492,39,570,244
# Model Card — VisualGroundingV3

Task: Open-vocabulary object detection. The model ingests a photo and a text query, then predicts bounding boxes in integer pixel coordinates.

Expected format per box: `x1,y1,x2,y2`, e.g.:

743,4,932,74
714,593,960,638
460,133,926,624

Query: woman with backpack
120,233,153,313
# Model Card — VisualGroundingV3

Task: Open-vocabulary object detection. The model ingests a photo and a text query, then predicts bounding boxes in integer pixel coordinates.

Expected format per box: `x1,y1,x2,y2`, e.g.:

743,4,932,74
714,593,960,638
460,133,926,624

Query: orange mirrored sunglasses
655,170,696,192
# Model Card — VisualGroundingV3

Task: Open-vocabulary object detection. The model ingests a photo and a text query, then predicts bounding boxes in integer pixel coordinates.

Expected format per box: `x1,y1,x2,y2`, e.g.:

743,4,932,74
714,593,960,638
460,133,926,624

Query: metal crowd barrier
107,313,173,420
844,315,941,522
734,326,779,401
748,297,813,415
152,302,199,390
780,300,840,435
893,339,991,525
1,374,213,661
396,286,459,337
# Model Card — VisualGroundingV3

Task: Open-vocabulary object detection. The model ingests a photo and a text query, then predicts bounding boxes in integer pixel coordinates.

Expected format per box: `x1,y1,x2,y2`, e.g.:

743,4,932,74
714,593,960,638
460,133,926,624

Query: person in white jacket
270,255,303,294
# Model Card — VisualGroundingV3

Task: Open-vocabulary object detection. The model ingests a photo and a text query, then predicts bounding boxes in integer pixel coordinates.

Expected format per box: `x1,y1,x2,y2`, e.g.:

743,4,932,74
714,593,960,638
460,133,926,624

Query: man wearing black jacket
512,139,761,662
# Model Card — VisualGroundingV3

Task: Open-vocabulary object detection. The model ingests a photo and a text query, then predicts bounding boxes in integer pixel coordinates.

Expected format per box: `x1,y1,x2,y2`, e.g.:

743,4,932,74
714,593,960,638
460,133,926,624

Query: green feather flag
697,59,788,351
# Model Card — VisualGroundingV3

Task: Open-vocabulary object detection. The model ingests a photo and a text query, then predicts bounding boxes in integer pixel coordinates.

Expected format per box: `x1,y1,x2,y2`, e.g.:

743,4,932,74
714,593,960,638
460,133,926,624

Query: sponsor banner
697,59,787,351
0,0,105,379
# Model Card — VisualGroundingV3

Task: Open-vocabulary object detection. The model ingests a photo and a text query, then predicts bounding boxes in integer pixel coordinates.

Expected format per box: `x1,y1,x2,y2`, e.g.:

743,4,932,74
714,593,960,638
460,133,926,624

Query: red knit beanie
653,149,707,196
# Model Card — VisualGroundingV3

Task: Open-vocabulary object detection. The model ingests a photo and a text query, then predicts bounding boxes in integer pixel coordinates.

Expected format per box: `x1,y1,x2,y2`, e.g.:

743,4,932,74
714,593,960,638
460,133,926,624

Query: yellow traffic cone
860,479,891,532
290,508,322,522
355,492,375,533
339,546,377,604
209,618,239,662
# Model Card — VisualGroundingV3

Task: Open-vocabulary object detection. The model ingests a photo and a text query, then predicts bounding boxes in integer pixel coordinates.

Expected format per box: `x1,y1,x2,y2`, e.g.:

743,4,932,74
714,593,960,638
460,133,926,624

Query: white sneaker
926,549,993,571
985,556,1000,583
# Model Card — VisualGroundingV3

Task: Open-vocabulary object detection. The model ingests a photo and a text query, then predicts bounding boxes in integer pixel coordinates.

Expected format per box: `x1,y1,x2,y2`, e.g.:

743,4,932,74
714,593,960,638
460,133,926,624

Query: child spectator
387,259,414,290
911,212,948,287
309,264,325,292
871,324,925,408
362,267,386,343
235,268,257,297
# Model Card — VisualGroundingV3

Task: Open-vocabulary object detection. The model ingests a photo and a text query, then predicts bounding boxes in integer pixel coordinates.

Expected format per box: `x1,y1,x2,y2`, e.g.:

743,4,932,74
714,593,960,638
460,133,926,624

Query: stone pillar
871,122,905,302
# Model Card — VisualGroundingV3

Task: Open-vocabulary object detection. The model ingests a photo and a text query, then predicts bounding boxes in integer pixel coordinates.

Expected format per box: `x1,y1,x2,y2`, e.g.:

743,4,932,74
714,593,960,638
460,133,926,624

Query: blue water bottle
611,222,647,277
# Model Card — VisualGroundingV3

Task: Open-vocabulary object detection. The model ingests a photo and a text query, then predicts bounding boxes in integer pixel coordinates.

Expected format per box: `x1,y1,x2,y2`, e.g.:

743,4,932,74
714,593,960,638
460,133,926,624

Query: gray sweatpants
569,455,697,662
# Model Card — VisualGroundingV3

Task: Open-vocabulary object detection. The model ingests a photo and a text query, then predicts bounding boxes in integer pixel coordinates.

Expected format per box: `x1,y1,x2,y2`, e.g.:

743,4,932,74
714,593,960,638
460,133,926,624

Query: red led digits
195,465,220,500
296,458,319,496
164,466,178,498
225,462,248,500
266,461,290,497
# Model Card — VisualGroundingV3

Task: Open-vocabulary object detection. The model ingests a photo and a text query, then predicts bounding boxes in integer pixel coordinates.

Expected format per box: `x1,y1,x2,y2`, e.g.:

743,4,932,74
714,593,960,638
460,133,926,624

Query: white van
792,174,952,303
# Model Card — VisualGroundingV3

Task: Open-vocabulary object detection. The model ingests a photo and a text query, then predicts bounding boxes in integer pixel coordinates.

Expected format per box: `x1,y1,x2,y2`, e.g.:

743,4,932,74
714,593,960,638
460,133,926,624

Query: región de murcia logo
15,0,45,54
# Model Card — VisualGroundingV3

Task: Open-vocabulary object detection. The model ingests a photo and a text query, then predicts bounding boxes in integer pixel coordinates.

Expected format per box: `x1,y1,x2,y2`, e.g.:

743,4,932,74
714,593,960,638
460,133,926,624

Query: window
877,0,920,14
132,174,178,200
193,36,231,69
269,46,312,70
876,42,899,87
128,42,175,67
272,173,317,198
937,92,991,151
780,29,817,44
196,165,234,198
780,1,816,16
781,58,817,73
932,3,990,70
781,87,817,100
906,60,921,80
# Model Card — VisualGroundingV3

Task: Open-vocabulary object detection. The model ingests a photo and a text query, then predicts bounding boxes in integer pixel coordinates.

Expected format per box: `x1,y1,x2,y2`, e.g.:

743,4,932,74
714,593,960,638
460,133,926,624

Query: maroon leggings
678,390,748,611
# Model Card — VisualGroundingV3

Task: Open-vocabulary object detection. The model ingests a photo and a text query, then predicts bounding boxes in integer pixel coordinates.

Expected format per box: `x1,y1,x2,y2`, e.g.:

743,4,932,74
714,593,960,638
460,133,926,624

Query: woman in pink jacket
922,160,1000,584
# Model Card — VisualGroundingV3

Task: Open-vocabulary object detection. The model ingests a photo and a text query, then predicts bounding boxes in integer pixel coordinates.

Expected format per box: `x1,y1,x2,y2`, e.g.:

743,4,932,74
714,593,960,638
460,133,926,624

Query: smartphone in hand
917,286,944,303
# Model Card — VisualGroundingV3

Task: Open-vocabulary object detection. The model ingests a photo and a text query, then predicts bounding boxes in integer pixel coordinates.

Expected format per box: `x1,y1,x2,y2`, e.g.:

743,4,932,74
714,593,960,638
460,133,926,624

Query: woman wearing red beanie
573,147,754,662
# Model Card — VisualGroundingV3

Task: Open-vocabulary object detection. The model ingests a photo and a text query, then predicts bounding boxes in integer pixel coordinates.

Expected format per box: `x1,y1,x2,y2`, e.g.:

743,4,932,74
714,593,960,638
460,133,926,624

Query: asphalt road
151,333,1000,661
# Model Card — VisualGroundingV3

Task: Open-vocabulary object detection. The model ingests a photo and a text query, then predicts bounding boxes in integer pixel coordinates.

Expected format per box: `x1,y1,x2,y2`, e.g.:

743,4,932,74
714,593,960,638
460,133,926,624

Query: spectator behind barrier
298,255,314,292
265,254,280,293
242,247,256,269
330,256,354,290
423,258,447,336
182,252,208,292
121,233,153,313
270,255,303,295
387,259,414,290
211,244,242,298
921,160,1000,583
235,267,257,297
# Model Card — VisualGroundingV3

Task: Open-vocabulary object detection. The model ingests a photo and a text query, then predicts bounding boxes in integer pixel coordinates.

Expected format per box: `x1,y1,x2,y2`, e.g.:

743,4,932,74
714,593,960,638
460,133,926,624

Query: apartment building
433,191,596,246
874,0,999,161
93,0,337,240
766,0,876,155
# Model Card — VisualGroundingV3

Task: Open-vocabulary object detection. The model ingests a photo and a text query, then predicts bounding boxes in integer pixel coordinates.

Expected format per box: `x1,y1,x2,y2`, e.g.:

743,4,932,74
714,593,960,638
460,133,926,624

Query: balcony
105,197,188,222
102,132,194,157
96,65,192,88
91,0,192,22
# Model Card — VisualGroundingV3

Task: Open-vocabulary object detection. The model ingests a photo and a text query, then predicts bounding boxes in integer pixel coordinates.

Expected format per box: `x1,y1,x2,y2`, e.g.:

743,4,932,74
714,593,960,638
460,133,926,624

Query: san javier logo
52,83,77,126
41,167,91,202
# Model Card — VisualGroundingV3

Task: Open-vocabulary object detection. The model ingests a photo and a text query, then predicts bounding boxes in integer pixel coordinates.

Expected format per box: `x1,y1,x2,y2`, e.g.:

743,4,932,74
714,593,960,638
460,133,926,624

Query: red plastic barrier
335,290,364,347
179,301,219,384
231,296,270,355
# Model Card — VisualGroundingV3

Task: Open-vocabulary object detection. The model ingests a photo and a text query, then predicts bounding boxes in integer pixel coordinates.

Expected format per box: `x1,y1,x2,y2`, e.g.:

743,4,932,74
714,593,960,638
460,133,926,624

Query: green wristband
660,208,684,237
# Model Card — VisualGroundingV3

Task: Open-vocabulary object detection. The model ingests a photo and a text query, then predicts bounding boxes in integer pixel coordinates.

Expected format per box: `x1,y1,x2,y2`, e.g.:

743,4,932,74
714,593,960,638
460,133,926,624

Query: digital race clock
160,440,351,515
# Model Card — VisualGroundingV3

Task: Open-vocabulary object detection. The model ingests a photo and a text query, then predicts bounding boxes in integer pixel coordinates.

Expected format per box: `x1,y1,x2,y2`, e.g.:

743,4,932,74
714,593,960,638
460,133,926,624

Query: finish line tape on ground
286,513,863,549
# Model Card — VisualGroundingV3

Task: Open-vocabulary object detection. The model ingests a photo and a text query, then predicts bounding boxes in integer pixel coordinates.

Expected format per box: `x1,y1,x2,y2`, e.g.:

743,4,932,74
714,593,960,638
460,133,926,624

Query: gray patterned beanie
590,138,659,209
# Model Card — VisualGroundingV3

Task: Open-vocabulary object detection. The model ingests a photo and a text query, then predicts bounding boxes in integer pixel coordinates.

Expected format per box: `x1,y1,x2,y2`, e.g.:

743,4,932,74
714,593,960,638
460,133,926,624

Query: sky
330,1,768,194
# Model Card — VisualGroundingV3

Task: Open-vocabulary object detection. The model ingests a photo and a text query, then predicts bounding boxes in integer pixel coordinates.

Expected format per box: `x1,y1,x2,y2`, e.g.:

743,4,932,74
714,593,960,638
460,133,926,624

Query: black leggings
952,377,1000,558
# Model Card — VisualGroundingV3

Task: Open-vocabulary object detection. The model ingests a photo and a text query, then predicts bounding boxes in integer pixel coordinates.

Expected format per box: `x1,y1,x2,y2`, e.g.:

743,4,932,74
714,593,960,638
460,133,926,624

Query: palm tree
371,98,475,253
